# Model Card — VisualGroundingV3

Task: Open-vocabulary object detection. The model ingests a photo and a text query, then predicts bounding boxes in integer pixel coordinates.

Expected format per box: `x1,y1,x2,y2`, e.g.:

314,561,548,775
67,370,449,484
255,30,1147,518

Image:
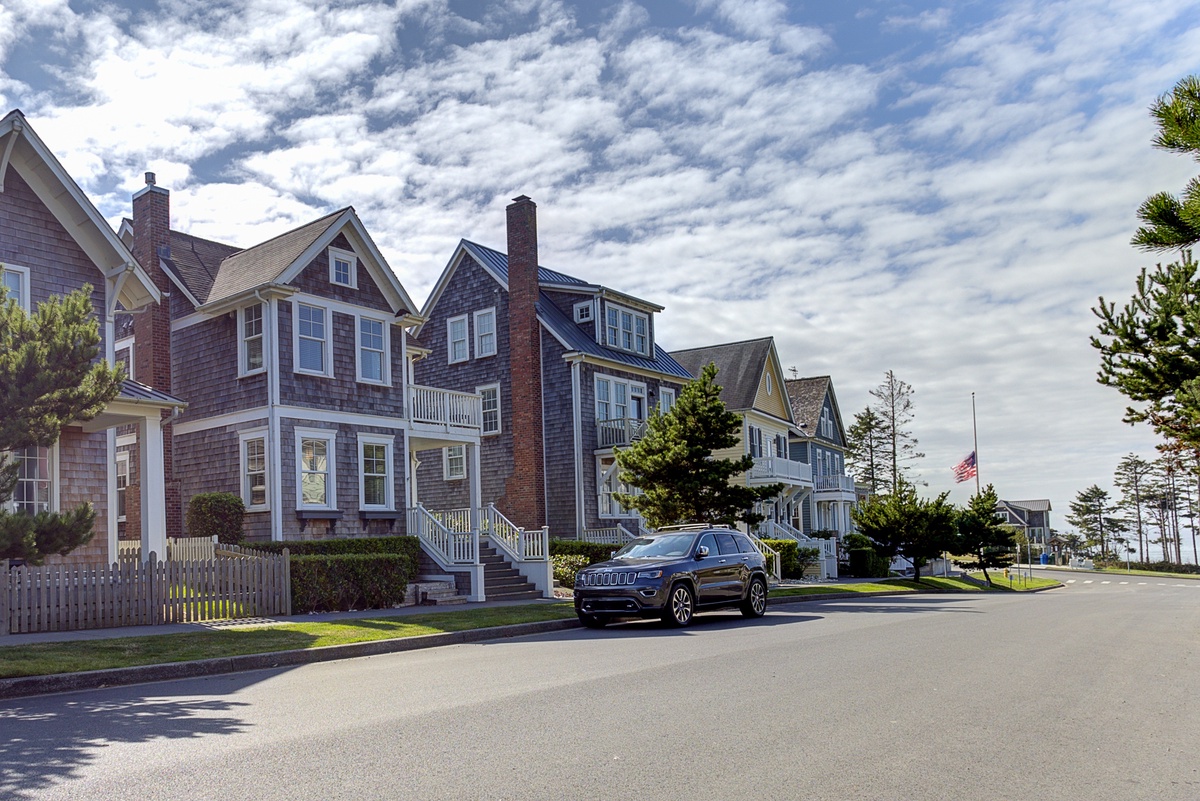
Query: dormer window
604,302,649,357
574,301,594,324
329,246,357,288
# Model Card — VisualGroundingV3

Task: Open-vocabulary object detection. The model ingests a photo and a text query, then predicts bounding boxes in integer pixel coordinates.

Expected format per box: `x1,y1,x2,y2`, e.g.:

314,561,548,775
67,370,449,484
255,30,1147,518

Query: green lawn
0,603,577,679
769,582,916,598
967,572,1060,591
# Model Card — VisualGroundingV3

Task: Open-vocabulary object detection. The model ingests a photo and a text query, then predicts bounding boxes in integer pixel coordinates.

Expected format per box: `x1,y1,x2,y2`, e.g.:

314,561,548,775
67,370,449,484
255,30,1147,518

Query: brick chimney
130,171,181,538
503,195,545,529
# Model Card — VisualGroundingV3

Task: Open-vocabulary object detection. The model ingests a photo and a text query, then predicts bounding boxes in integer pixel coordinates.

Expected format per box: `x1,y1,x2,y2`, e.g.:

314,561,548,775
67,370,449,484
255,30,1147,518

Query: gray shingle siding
542,332,576,538
174,422,274,541
173,316,266,422
289,233,394,312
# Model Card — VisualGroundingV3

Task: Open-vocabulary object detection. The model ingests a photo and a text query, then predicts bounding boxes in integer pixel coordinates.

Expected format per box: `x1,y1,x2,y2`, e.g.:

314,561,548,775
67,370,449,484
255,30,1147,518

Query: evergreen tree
1131,75,1200,253
869,370,924,492
955,484,1016,585
0,283,124,562
614,362,784,528
1065,485,1127,558
845,407,888,494
1113,453,1152,564
849,479,955,582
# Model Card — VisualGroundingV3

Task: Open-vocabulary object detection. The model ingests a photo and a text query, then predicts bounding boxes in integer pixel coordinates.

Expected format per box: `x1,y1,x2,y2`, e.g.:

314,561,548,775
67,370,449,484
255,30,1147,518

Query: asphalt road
3,577,1198,801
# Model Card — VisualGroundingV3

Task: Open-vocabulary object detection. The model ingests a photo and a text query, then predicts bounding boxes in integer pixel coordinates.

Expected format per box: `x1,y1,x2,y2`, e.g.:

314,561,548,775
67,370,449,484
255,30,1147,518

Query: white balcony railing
747,456,812,485
581,525,635,546
815,474,856,493
596,417,648,448
408,384,482,429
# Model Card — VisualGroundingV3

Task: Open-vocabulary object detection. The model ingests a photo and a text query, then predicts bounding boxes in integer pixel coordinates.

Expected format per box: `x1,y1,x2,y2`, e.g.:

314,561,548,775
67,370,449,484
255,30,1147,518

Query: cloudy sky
3,0,1198,548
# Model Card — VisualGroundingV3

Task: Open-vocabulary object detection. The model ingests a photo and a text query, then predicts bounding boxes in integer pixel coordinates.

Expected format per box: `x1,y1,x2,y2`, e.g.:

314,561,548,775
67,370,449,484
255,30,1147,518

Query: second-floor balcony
814,474,856,495
747,456,812,487
408,384,482,430
597,417,647,448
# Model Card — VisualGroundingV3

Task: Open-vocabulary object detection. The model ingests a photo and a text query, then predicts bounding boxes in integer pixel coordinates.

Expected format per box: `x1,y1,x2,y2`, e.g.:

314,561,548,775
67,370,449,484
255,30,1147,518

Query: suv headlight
636,570,663,579
575,572,586,586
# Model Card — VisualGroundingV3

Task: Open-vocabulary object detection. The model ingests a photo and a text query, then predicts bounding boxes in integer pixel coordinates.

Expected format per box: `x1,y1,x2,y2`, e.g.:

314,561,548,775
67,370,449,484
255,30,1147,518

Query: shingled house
1,109,184,563
412,196,691,542
784,376,858,540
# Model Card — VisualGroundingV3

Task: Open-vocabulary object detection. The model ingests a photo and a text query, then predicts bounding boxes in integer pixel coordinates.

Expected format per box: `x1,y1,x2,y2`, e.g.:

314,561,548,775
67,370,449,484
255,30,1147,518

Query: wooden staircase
479,542,542,601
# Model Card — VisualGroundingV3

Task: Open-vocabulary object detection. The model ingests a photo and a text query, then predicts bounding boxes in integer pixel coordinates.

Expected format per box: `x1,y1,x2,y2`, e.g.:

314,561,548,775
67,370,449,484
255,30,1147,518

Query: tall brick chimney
131,171,181,538
503,195,545,529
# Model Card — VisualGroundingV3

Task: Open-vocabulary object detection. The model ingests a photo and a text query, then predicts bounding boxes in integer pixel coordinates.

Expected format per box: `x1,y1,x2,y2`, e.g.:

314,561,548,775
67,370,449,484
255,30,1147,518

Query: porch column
138,412,167,560
468,442,481,533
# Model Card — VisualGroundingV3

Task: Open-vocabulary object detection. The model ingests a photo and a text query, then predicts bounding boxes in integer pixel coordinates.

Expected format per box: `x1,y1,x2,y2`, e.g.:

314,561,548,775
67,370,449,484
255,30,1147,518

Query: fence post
1,559,8,636
282,548,292,616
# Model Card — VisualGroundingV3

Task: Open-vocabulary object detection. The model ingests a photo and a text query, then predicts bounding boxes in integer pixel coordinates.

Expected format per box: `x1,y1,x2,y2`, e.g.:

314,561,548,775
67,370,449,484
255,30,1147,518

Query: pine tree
869,370,924,492
614,362,784,528
1065,485,1127,559
1131,75,1200,253
849,478,955,582
845,407,888,494
955,484,1016,585
1113,453,1152,564
0,283,124,562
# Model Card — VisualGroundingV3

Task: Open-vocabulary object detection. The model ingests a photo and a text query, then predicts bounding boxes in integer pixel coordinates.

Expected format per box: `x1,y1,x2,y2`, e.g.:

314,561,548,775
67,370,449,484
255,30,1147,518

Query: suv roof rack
655,523,733,532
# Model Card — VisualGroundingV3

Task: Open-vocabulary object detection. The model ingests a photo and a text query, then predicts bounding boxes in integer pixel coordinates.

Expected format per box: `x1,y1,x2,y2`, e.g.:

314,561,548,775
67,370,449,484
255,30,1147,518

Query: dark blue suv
573,525,769,627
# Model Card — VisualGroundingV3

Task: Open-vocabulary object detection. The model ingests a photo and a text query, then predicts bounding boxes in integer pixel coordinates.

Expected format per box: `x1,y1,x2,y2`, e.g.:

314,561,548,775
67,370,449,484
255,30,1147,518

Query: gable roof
419,239,689,380
669,337,777,413
1004,499,1052,513
0,109,159,311
785,376,830,433
163,229,242,306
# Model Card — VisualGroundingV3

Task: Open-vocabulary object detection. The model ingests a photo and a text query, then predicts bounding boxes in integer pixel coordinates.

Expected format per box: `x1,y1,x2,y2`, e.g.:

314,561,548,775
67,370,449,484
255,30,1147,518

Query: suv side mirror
696,545,709,559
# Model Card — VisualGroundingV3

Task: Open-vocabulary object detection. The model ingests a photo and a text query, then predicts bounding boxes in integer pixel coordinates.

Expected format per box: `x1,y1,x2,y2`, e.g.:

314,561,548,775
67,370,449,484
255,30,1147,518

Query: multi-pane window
2,266,27,310
775,434,789,459
474,308,496,358
242,304,264,375
11,446,50,514
298,434,333,507
359,317,386,383
329,247,356,288
359,438,391,509
445,445,466,480
596,378,611,420
448,315,468,364
598,457,639,518
748,426,763,459
604,303,649,356
297,303,327,374
596,376,646,421
479,385,501,435
244,437,267,508
116,452,129,521
659,387,676,413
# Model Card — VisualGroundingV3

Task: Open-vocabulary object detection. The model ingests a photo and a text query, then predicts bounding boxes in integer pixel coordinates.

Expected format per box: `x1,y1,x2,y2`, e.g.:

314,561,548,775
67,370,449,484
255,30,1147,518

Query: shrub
187,493,244,544
762,539,799,577
849,547,890,578
249,535,421,578
553,554,589,586
549,539,620,564
290,553,411,613
796,546,821,576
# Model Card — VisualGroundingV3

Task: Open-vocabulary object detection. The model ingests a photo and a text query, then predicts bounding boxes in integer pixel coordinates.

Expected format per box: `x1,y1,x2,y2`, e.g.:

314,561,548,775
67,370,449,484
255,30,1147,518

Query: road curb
0,618,580,701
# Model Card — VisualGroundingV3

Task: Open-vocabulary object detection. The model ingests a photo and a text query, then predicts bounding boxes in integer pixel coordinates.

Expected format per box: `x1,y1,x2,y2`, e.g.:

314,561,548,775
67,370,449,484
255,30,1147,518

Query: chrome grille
583,570,637,586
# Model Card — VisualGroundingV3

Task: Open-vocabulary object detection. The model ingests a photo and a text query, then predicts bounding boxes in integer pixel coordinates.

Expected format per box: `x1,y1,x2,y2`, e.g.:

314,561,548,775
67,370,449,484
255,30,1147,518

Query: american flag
952,451,977,483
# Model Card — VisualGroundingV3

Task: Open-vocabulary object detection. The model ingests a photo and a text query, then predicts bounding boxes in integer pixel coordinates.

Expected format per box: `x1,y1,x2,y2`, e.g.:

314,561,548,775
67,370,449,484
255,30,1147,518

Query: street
3,578,1199,801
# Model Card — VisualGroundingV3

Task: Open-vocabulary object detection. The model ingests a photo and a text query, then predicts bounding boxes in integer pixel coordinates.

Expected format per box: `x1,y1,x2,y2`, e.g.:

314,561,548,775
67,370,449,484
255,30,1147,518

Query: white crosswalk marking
1101,581,1111,584
1084,580,1093,584
1066,579,1076,584
1139,582,1147,585
1120,581,1128,584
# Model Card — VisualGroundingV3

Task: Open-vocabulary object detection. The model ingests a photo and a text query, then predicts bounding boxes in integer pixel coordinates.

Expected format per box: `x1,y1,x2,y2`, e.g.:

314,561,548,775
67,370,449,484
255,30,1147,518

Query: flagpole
972,392,980,495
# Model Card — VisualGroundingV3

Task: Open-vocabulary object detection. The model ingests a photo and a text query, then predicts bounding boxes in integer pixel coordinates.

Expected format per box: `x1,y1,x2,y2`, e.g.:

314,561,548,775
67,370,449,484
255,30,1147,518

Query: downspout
258,289,283,541
572,358,584,538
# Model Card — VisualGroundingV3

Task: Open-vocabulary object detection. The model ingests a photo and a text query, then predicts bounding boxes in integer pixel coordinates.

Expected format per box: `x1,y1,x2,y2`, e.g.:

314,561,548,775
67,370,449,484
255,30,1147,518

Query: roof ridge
669,336,774,354
231,206,348,257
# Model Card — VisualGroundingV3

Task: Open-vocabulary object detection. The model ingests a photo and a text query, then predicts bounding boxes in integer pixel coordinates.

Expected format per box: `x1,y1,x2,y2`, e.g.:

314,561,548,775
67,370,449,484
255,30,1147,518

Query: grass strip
0,603,577,679
966,572,1059,591
882,576,987,592
769,582,913,598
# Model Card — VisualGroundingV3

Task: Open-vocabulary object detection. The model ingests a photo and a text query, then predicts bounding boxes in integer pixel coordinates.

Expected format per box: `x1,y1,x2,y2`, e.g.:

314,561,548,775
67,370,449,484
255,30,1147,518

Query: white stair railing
480,504,548,562
580,525,635,545
408,504,477,564
429,508,472,533
748,534,782,584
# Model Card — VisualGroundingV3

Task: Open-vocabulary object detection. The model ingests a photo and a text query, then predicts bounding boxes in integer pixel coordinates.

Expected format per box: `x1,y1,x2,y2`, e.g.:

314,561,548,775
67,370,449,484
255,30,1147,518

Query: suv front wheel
741,576,767,618
662,583,695,627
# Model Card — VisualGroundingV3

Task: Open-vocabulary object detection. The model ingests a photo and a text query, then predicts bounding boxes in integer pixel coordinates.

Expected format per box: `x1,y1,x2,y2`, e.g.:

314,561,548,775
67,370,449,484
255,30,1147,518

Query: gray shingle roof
1005,499,1052,512
204,209,347,304
669,338,774,412
785,376,830,433
163,230,242,304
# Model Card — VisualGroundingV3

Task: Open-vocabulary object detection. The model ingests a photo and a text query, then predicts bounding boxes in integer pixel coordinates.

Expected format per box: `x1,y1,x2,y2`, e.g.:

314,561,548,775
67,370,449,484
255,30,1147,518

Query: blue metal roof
118,379,187,407
462,240,592,288
536,294,694,380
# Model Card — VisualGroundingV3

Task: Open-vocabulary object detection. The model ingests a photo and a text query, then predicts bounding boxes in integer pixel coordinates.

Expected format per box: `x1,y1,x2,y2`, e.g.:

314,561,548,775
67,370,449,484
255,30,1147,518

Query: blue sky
3,0,1199,552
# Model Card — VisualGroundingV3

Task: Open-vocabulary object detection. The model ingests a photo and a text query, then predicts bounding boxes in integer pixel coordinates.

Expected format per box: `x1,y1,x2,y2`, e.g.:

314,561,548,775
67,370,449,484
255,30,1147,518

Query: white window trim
238,303,267,378
3,442,58,514
294,427,338,510
659,387,676,413
115,451,130,522
447,314,469,364
114,336,135,381
603,301,650,357
594,374,647,421
478,383,501,436
0,263,31,312
473,306,497,359
355,312,391,386
292,299,334,378
357,433,395,511
328,245,358,289
238,427,271,512
574,300,593,323
444,444,466,481
765,373,773,395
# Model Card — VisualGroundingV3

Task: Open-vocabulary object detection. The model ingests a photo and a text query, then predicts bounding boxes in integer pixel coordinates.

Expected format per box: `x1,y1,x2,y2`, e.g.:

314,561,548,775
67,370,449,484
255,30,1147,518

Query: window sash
474,309,496,357
361,443,389,507
359,317,386,382
480,386,500,435
445,445,466,480
2,268,26,310
659,388,676,412
448,316,468,363
299,437,330,506
243,305,264,373
333,256,352,286
116,454,129,520
244,438,267,507
11,446,51,514
297,304,327,373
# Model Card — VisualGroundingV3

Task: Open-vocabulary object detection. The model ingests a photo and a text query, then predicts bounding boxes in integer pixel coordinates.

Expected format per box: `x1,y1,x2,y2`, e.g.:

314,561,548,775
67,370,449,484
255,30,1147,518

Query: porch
757,518,839,580
747,456,813,487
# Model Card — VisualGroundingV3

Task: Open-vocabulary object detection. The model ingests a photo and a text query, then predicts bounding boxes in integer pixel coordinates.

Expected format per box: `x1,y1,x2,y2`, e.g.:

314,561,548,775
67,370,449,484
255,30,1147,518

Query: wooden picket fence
1,544,291,635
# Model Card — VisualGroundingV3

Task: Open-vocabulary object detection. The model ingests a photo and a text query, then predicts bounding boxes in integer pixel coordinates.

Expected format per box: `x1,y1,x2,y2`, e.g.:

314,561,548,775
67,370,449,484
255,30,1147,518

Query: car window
716,533,740,555
613,533,696,558
697,533,717,556
734,535,757,554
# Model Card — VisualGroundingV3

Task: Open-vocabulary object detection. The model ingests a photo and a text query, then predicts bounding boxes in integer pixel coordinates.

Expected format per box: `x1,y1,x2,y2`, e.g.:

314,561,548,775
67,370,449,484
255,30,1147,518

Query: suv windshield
613,533,697,559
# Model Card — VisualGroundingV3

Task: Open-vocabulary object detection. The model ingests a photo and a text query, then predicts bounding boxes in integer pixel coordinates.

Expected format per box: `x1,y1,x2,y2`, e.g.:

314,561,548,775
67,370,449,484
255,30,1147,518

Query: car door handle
718,559,727,563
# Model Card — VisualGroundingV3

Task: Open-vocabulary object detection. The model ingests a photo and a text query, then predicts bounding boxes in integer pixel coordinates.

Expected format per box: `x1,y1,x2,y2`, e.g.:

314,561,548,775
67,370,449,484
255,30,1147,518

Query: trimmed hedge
187,492,244,544
290,553,411,613
248,535,421,573
549,539,621,564
849,547,891,578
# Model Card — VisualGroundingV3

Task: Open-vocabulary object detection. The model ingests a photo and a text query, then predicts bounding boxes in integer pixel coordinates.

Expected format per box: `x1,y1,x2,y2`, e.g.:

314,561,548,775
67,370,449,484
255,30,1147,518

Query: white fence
408,384,482,429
